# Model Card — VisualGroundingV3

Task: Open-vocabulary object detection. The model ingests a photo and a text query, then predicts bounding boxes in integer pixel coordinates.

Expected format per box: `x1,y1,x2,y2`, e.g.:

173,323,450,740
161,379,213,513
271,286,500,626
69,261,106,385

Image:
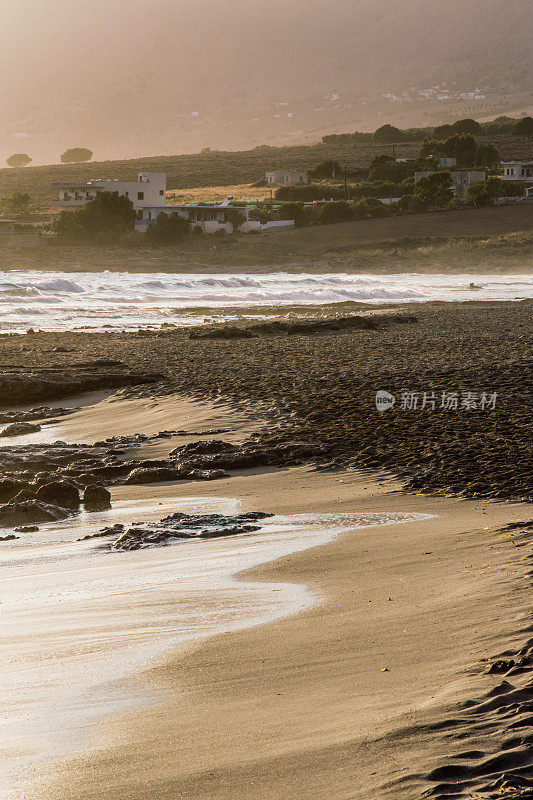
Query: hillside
1,0,531,163
1,135,532,210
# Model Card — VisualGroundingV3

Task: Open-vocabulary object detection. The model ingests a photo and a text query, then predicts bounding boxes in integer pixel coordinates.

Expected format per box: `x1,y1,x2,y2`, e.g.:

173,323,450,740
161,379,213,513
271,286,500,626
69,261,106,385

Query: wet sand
9,393,526,800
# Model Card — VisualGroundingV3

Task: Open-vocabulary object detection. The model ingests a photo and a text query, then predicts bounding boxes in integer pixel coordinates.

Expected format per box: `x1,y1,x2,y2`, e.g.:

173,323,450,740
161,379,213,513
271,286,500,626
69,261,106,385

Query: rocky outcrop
0,500,71,527
34,480,81,509
0,422,41,437
188,314,418,340
123,466,179,485
83,484,111,511
111,511,273,550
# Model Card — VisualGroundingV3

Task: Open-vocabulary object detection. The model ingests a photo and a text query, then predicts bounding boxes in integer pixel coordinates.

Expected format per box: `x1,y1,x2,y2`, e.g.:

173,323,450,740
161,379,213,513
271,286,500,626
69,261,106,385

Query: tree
373,124,403,143
6,153,32,168
351,197,390,218
226,208,246,232
368,154,411,182
53,191,135,240
145,212,189,244
60,147,93,163
455,134,478,167
466,177,509,207
317,201,352,224
414,172,454,208
433,124,454,139
309,159,342,180
277,202,308,226
476,143,500,168
452,118,481,135
0,192,31,215
513,117,533,139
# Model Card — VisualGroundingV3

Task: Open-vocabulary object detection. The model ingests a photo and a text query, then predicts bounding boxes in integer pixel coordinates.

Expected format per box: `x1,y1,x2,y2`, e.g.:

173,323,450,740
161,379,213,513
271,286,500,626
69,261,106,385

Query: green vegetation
322,115,525,145
413,172,454,209
309,159,343,179
226,208,247,232
53,191,135,241
466,178,523,207
60,148,93,164
373,125,404,143
6,154,32,168
145,213,189,244
513,116,533,139
0,192,32,215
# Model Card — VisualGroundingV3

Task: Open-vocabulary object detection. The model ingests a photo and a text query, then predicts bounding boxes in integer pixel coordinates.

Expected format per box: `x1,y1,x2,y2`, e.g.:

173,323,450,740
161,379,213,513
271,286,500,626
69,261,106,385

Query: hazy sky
1,0,531,162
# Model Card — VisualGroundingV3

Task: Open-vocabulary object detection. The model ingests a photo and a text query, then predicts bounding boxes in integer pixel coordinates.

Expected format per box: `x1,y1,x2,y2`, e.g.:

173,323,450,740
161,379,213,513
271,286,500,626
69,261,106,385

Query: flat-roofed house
501,161,533,197
137,204,261,234
51,173,167,211
265,170,309,185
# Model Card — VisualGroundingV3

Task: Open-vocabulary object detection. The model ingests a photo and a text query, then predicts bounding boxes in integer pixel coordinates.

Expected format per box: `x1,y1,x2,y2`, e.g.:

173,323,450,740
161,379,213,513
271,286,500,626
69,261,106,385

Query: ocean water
0,496,432,797
0,270,531,333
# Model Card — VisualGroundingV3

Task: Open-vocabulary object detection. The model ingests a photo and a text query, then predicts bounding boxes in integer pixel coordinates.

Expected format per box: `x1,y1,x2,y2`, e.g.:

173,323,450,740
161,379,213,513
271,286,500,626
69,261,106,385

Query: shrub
277,202,309,226
53,191,135,241
0,192,32,215
145,213,190,244
513,117,533,139
317,201,352,224
309,159,342,180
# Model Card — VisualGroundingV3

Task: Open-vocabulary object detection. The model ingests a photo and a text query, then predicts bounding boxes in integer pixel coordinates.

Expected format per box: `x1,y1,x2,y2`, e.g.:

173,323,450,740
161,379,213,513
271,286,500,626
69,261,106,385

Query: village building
51,172,167,211
501,161,533,197
137,204,261,234
265,170,309,185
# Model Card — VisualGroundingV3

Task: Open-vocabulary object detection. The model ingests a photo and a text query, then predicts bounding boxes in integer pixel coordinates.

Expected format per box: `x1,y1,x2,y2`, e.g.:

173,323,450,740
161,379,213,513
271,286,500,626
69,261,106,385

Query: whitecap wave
0,270,530,333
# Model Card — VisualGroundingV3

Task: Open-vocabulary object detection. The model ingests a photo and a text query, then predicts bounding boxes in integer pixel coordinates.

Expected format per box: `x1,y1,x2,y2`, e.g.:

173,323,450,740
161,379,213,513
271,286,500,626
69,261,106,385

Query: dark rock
170,439,238,457
35,480,81,509
110,511,274,550
178,468,231,480
78,522,123,541
0,478,26,503
14,524,40,532
0,422,41,437
123,467,178,484
0,500,71,527
83,484,111,511
0,533,19,540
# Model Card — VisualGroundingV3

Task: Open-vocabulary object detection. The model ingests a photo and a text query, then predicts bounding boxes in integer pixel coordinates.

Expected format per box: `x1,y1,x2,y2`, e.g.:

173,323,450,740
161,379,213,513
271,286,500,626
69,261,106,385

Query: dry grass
167,184,271,204
0,204,530,274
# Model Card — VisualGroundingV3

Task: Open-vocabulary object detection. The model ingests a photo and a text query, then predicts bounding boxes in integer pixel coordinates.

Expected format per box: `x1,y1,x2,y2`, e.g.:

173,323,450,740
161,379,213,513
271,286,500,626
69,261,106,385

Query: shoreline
0,297,530,799
33,460,531,800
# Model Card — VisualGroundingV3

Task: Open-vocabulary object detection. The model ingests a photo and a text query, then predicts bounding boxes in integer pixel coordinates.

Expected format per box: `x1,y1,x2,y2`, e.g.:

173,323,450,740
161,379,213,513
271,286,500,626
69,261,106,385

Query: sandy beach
35,463,531,800
0,299,531,799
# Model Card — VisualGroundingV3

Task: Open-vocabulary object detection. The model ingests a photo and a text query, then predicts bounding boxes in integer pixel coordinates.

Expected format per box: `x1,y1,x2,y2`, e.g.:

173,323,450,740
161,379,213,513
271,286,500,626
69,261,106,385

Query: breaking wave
0,270,531,333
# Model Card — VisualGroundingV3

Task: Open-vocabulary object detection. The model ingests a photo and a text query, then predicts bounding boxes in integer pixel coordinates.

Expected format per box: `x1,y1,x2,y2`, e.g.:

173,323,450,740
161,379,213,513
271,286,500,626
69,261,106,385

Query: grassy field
167,184,272,204
1,203,531,273
1,135,532,210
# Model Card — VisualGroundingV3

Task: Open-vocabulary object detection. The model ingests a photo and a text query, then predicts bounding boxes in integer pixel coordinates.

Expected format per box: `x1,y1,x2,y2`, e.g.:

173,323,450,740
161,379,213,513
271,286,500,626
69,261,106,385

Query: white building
137,204,261,234
266,170,309,186
501,161,533,197
51,172,167,211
